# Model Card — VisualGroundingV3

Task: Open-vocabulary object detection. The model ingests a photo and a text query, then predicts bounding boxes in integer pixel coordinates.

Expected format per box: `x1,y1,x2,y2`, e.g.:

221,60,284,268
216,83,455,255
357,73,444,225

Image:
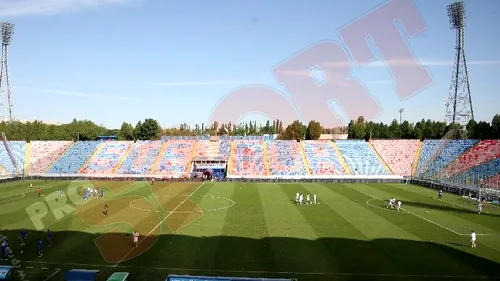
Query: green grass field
0,180,499,281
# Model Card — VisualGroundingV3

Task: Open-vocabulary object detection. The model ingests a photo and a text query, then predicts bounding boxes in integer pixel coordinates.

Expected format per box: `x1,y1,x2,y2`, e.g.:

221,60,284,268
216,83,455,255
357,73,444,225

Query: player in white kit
477,202,482,214
313,194,317,204
299,194,304,204
387,198,394,209
470,230,476,248
306,194,311,204
397,201,402,211
133,231,139,248
295,192,299,203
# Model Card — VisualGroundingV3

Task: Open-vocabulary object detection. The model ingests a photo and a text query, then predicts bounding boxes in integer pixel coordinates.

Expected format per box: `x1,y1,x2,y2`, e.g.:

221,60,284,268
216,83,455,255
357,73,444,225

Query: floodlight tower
0,22,15,121
399,108,404,124
445,1,473,126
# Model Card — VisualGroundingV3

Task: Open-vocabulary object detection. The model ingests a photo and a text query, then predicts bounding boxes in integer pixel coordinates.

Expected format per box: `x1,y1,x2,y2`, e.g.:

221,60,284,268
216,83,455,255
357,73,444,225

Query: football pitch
0,180,499,281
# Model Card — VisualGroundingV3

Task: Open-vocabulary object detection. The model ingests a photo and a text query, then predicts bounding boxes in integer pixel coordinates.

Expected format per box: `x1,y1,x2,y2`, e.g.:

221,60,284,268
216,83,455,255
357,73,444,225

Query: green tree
305,120,322,140
279,120,306,141
491,114,500,139
348,116,366,139
474,121,492,140
388,119,401,138
400,120,414,139
119,122,134,140
138,119,161,140
466,119,477,139
133,121,143,140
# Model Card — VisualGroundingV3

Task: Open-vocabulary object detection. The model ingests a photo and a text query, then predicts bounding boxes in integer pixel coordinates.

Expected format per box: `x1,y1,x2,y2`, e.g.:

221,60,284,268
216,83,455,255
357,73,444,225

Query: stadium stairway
24,142,31,173
412,141,423,176
78,142,106,173
262,141,271,175
299,142,312,175
112,142,135,173
416,140,442,176
43,142,75,173
368,142,393,175
227,141,236,176
331,141,351,175
185,141,199,173
150,141,169,174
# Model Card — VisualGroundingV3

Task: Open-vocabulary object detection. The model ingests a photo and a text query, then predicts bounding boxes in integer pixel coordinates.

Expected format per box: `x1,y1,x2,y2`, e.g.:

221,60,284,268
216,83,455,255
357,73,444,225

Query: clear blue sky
2,0,499,129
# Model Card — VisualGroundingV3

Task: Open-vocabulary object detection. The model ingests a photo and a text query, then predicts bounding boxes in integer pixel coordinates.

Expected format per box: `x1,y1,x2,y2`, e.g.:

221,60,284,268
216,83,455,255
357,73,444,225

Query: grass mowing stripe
143,182,229,271
294,183,402,275
337,184,497,277
114,181,207,267
367,184,500,235
213,183,278,272
258,184,338,274
318,184,420,240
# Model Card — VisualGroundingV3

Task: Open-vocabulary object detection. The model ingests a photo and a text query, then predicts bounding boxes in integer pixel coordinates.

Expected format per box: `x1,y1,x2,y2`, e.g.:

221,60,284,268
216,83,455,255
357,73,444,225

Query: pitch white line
42,268,61,281
22,260,496,279
113,182,206,267
0,192,25,202
401,208,463,235
365,199,396,212
354,188,465,236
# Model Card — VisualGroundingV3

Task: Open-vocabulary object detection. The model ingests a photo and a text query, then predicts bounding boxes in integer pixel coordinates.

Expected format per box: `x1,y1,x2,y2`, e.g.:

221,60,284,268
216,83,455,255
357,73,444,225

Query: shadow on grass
0,230,499,281
403,201,500,218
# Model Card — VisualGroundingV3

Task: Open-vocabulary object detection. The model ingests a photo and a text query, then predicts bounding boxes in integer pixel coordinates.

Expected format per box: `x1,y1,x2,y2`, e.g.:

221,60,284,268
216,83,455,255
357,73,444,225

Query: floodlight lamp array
1,22,14,45
447,1,466,29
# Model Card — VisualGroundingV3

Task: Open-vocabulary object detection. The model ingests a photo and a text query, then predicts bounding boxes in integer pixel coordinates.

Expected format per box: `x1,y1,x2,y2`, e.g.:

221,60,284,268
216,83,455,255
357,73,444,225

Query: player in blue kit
47,229,52,247
20,229,27,246
1,236,8,261
37,238,43,257
100,188,104,198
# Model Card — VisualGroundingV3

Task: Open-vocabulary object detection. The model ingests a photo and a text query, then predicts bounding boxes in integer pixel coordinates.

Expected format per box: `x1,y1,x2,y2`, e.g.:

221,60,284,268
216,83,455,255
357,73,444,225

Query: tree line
0,114,498,142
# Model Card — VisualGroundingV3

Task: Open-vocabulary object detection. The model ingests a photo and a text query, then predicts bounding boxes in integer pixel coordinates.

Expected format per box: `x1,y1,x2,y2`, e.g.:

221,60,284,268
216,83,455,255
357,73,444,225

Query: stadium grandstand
0,129,497,194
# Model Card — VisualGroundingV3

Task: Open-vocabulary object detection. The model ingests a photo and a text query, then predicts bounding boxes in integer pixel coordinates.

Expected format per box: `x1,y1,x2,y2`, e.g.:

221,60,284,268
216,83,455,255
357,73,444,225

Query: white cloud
14,86,136,101
150,81,252,87
0,0,134,17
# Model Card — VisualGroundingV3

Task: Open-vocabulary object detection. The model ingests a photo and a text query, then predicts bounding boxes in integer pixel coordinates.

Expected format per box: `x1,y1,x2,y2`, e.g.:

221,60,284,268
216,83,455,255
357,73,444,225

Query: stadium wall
21,173,404,184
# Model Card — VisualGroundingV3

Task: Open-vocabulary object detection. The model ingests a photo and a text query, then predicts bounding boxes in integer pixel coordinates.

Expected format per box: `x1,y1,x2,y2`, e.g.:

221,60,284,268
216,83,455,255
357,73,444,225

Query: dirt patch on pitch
76,195,161,263
74,182,205,263
94,226,158,264
150,183,204,232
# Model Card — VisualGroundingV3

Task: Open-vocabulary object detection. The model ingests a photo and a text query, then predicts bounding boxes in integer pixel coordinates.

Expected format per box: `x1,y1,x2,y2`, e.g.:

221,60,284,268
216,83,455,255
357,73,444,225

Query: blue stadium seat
302,140,346,175
47,141,101,173
118,141,162,174
422,139,479,177
267,140,307,176
335,140,388,175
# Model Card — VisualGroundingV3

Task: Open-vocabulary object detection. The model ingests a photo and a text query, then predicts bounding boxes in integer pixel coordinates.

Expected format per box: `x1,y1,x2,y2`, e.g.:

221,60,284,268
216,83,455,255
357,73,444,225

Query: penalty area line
113,181,206,267
21,260,497,279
